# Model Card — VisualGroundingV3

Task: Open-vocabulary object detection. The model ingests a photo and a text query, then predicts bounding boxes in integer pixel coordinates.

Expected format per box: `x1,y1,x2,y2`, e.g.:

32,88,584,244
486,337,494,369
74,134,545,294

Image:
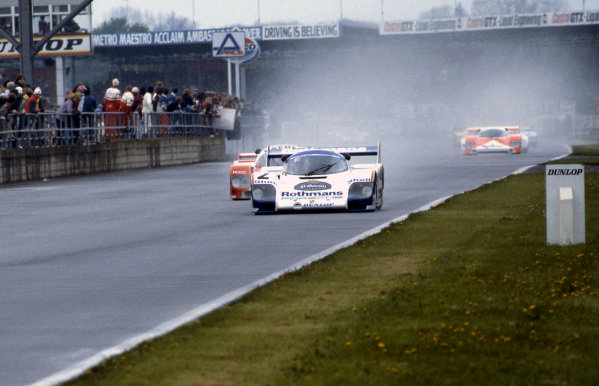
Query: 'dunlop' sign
545,164,585,245
0,34,92,57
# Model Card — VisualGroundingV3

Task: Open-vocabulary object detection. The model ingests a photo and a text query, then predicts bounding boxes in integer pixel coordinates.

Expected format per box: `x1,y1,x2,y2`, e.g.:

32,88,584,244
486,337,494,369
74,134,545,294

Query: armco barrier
0,136,225,184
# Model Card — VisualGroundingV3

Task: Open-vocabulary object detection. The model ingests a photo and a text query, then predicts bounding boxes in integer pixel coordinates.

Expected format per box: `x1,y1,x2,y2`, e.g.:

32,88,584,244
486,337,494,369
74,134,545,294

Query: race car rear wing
237,153,257,162
267,144,381,164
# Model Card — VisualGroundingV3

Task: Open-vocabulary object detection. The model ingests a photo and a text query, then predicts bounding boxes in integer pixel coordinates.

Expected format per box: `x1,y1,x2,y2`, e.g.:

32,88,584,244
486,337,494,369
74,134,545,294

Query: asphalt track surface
0,138,569,385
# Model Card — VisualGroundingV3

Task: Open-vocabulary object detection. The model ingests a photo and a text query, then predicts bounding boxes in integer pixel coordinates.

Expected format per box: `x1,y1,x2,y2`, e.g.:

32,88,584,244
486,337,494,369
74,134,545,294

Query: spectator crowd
0,74,244,148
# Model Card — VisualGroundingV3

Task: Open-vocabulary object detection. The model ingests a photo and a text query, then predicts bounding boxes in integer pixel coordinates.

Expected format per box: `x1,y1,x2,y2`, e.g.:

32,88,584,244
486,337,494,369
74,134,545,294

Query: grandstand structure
1,5,599,135
0,0,91,102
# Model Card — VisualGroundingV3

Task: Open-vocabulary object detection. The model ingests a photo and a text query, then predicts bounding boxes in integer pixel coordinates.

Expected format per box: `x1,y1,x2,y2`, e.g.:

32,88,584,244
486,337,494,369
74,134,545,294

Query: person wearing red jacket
103,78,121,140
119,86,135,138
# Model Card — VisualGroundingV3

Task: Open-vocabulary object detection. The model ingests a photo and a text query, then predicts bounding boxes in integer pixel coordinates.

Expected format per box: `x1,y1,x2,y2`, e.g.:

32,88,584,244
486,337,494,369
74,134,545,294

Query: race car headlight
252,184,276,201
465,142,475,149
349,182,374,199
231,174,251,188
253,188,263,200
510,141,520,148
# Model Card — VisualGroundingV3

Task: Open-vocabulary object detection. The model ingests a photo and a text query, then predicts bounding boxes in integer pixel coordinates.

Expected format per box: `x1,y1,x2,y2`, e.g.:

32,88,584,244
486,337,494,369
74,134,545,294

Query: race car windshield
479,129,507,139
284,154,348,176
256,152,285,167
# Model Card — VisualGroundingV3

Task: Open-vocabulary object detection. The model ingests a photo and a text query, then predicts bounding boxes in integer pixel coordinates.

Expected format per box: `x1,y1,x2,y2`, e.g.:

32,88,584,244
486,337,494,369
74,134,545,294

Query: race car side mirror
342,153,351,160
255,149,261,154
281,155,290,162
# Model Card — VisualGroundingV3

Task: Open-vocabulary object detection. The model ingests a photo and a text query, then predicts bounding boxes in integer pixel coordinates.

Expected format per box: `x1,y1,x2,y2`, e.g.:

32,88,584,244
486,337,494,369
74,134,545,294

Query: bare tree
152,12,195,31
100,7,195,31
471,0,569,16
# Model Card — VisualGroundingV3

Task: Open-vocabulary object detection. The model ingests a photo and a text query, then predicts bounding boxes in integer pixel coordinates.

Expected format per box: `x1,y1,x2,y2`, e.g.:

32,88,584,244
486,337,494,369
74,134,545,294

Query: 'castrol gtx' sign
0,34,92,58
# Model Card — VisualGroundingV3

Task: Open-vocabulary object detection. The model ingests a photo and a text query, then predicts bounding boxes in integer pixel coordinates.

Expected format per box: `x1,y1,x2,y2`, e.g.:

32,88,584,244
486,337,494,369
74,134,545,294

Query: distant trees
419,5,454,19
93,7,195,33
93,17,149,33
153,12,195,31
417,0,569,20
471,0,569,16
419,2,469,19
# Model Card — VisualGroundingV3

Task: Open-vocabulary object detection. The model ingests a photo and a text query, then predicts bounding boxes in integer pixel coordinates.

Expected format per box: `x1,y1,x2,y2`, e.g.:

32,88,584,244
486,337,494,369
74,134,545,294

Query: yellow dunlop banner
0,33,91,57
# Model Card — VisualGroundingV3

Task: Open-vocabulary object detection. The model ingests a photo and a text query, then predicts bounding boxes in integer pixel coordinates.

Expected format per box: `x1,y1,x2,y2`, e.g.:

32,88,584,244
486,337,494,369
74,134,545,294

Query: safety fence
573,114,599,137
0,111,222,149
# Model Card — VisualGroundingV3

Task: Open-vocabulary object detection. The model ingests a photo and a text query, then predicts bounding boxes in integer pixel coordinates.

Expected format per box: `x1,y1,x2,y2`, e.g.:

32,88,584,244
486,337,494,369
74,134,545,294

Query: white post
559,187,574,245
55,56,65,105
227,59,232,96
240,66,247,100
546,165,585,245
235,61,240,98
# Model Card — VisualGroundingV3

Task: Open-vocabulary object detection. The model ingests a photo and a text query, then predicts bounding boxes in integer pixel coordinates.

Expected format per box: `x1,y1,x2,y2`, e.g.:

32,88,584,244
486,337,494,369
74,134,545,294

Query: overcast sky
91,0,596,29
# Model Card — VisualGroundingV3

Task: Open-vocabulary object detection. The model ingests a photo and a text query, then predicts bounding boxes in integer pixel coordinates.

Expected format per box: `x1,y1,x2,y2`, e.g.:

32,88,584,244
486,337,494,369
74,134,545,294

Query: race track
0,137,569,385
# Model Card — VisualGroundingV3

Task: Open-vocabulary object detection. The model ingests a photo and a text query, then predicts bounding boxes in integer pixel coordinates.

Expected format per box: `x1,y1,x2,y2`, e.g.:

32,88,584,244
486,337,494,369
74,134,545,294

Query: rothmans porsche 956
251,145,384,214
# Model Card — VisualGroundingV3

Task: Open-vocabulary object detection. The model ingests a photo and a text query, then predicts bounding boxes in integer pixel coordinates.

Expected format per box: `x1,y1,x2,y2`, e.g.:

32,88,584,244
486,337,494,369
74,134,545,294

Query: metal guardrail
573,114,599,136
0,111,221,149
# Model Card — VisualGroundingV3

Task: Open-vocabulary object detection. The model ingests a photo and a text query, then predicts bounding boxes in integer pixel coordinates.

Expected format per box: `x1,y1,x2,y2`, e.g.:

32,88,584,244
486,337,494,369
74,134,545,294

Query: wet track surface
0,138,569,385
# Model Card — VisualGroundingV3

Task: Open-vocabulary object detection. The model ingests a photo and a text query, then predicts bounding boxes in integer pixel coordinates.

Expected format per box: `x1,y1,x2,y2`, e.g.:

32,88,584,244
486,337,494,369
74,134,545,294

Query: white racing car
251,145,384,214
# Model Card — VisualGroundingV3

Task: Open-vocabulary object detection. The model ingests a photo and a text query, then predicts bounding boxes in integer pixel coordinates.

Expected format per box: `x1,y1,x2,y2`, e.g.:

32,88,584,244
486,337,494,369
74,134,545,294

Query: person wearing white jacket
142,86,154,138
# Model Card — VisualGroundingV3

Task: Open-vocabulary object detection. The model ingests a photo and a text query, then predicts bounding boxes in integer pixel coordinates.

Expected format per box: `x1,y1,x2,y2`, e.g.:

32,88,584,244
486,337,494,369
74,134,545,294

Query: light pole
192,0,196,27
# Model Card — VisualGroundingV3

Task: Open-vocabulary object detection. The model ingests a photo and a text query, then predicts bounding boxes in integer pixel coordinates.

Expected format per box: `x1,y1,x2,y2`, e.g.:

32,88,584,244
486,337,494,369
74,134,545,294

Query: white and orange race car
461,126,524,155
229,144,303,200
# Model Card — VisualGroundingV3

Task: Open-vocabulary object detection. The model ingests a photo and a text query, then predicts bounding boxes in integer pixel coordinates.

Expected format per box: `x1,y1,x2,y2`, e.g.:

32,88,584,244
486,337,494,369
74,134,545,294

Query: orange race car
229,144,303,200
461,126,522,155
229,152,258,200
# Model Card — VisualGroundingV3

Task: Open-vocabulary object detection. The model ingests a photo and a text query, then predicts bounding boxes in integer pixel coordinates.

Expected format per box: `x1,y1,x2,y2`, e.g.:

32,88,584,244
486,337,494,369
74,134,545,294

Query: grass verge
67,164,598,385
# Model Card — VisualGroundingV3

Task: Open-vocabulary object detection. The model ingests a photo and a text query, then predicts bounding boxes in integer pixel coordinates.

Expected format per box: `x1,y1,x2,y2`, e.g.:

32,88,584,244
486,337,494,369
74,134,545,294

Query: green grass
571,144,599,156
559,144,599,166
66,170,599,386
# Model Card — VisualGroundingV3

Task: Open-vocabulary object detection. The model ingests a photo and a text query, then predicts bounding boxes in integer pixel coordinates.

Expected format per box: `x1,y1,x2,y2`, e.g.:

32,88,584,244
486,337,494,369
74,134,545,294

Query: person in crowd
142,86,154,138
10,86,26,144
38,16,50,34
119,86,135,138
131,87,143,116
166,95,183,112
203,95,215,135
104,78,121,140
3,89,20,146
0,89,8,134
25,87,42,146
154,81,164,98
79,86,97,142
167,88,177,105
56,92,76,145
94,103,104,131
182,88,194,110
166,96,185,136
131,87,144,138
15,74,26,90
158,88,168,113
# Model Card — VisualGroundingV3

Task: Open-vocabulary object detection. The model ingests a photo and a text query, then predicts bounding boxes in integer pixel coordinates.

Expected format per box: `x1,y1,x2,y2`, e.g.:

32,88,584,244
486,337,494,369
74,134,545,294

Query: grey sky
91,0,595,29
